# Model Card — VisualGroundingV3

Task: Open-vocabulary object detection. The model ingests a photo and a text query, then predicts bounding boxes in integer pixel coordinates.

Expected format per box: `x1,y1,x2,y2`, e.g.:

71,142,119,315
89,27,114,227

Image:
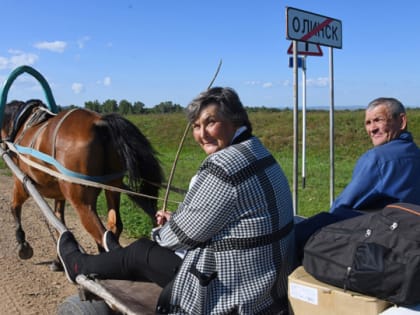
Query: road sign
286,7,342,49
288,57,305,68
287,41,323,56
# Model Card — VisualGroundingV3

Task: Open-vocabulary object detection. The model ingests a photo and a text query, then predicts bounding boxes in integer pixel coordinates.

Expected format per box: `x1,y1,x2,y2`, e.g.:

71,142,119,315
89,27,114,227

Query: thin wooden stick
206,59,223,91
162,59,223,210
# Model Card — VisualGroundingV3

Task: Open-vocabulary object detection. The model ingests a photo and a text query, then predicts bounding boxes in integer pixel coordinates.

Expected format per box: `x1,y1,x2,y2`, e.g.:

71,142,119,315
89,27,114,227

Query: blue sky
1,1,419,109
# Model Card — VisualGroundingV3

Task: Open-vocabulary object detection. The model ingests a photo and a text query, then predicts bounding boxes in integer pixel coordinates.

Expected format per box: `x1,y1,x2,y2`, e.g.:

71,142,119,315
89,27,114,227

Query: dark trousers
78,238,182,288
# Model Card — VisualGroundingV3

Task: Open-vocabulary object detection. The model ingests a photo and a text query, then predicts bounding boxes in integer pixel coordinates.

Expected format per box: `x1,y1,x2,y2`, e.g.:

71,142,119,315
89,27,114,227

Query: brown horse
1,99,163,267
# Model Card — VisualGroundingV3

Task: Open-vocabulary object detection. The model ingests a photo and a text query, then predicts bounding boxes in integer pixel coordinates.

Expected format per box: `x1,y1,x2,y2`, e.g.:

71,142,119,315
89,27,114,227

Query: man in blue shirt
331,97,420,214
296,97,420,262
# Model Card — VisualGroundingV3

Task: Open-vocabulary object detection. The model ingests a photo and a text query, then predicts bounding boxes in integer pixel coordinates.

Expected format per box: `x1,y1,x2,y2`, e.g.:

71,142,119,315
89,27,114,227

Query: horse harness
11,100,79,160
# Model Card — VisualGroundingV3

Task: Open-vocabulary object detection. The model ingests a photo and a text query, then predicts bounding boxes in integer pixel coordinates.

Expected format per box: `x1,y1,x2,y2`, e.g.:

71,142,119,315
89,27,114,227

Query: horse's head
1,99,46,141
1,100,25,140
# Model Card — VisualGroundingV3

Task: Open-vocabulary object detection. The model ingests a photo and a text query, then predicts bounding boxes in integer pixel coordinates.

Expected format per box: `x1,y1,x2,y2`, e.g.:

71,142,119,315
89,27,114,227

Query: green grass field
3,108,420,238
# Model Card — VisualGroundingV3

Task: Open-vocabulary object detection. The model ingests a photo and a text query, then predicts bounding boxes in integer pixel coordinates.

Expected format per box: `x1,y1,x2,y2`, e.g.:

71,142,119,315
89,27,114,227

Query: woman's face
192,103,237,155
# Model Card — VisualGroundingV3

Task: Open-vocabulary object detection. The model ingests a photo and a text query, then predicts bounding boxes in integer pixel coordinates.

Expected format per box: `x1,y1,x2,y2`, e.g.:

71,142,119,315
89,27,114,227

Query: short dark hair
186,87,252,132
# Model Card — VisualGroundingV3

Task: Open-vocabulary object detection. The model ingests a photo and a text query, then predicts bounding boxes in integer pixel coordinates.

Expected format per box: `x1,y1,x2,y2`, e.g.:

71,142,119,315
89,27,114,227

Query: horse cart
0,65,162,314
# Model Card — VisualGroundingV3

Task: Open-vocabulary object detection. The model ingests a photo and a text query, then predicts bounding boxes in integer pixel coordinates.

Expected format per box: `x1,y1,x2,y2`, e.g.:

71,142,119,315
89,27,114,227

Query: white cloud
71,82,84,94
77,36,90,49
0,56,9,69
244,80,261,86
281,77,329,88
244,81,274,88
97,77,112,86
34,41,67,53
0,50,38,69
307,77,329,87
245,78,327,89
103,76,111,86
9,53,38,67
8,49,23,54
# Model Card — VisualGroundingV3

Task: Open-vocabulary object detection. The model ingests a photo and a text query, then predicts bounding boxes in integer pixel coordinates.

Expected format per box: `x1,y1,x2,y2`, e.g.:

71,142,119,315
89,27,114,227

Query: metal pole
302,56,307,189
0,146,67,234
292,40,299,215
329,47,335,206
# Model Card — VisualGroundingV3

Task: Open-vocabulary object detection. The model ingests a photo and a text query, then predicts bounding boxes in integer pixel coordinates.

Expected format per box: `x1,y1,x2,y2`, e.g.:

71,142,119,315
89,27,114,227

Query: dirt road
0,172,131,314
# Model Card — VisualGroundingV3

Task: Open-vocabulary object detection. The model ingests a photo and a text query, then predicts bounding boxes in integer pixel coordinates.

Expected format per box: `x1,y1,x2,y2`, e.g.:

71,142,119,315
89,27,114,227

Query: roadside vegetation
2,108,420,238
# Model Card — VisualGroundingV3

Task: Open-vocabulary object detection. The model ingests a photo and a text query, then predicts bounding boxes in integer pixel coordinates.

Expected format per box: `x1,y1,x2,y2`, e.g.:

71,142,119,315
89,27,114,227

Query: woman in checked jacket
58,87,296,314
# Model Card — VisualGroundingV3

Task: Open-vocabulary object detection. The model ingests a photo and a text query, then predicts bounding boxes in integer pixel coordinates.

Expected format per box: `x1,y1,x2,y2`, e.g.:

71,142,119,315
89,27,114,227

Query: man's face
364,104,406,146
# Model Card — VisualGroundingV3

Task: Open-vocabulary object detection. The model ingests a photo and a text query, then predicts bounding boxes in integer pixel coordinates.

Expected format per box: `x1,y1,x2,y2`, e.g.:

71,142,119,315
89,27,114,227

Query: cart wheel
57,294,117,315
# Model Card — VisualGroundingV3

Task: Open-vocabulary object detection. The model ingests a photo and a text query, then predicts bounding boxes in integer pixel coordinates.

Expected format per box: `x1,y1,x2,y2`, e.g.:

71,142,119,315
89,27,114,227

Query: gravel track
0,172,131,314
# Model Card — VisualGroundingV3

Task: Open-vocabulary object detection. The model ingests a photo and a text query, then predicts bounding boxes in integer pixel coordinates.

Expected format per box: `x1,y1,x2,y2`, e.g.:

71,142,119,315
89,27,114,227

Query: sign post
286,7,342,215
287,42,322,192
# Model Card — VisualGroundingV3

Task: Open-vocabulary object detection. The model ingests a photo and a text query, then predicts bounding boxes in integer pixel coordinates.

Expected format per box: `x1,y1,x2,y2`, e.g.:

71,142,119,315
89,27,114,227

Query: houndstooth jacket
157,131,296,314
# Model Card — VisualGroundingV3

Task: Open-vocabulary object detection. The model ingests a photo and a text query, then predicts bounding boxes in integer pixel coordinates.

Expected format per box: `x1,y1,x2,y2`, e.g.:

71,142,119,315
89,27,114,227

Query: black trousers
78,238,183,288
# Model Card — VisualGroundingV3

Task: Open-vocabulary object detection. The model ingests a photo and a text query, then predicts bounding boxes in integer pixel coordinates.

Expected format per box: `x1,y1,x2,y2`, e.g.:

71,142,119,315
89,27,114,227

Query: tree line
64,99,184,114
61,99,287,115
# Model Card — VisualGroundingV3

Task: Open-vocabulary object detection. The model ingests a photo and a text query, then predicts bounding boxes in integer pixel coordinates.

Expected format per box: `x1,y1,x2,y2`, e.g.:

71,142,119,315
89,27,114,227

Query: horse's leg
11,181,33,259
64,184,108,252
104,190,122,239
71,204,107,252
54,199,66,226
50,199,65,271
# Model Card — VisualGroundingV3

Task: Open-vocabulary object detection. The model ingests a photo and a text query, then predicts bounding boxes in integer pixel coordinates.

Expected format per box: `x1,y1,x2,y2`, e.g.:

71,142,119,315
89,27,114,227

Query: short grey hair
366,97,406,119
186,87,252,132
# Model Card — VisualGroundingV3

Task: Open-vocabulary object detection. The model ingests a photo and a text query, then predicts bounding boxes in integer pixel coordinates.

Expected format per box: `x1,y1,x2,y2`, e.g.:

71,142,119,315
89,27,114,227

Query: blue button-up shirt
330,132,420,213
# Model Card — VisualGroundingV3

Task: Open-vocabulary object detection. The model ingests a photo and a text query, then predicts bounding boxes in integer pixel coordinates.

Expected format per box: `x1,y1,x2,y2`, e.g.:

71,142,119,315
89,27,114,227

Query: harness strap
10,101,43,142
4,141,181,204
14,144,125,183
28,122,48,147
51,108,79,158
13,103,54,144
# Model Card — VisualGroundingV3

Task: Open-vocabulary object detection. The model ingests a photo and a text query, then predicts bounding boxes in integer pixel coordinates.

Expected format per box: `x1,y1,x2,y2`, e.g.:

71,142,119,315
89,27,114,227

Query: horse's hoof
18,242,34,260
49,260,64,272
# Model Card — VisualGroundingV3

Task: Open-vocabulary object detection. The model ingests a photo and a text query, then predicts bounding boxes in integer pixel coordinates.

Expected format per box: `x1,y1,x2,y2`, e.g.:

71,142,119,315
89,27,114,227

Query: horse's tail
101,113,163,218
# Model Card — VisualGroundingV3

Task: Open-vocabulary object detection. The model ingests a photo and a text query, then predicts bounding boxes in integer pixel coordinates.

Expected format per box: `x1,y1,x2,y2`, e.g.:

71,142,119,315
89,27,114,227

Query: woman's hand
155,210,172,226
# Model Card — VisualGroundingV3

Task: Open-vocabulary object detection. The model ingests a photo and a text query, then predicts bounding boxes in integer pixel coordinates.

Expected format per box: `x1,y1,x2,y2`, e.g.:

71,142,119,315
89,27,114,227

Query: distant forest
61,99,287,114
64,99,183,114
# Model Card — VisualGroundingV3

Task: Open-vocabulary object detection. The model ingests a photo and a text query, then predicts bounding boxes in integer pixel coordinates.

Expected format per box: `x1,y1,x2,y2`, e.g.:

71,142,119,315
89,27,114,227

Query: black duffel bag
303,202,420,306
